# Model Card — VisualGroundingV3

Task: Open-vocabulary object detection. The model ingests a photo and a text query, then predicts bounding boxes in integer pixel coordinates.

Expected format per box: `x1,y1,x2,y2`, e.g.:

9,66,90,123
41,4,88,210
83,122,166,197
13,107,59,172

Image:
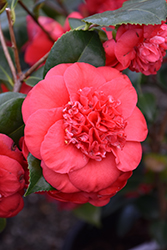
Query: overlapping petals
0,134,25,218
104,23,167,75
22,62,148,206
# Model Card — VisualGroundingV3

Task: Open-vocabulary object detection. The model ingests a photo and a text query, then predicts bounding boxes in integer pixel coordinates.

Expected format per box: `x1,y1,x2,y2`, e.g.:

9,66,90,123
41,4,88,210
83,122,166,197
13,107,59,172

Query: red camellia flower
104,23,167,75
0,134,25,217
22,63,148,206
79,0,127,17
24,12,83,65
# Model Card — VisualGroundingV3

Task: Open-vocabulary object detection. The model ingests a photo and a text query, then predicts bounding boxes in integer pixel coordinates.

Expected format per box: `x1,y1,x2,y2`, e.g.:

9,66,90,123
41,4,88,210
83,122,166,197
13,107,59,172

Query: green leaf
0,92,25,106
24,76,42,87
0,94,25,144
74,203,101,227
0,218,6,232
68,18,86,30
138,93,156,122
83,0,167,26
25,154,55,196
44,30,105,77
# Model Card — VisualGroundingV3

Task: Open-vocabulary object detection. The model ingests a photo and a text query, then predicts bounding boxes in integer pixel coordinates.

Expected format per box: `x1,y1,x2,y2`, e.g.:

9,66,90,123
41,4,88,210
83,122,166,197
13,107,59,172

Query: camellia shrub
0,0,167,248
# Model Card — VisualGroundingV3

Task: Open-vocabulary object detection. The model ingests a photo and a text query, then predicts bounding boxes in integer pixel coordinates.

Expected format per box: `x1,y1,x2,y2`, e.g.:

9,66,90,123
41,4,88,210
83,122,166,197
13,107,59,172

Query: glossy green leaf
0,218,6,232
25,154,55,196
0,94,25,144
74,203,101,226
138,93,156,122
0,92,25,106
24,76,42,87
83,0,167,26
44,30,105,77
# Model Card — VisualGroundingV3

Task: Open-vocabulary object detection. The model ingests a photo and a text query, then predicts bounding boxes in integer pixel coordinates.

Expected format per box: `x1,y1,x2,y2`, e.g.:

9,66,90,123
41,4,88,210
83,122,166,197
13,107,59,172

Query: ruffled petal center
63,87,127,161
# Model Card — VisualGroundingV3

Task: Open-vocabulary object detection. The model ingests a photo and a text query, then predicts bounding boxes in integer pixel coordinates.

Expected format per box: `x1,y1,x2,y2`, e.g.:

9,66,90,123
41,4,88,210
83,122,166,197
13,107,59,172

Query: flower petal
97,65,123,81
22,75,69,123
45,63,72,79
24,108,62,159
115,29,142,67
41,161,79,193
116,142,142,171
41,120,89,173
69,153,121,193
125,107,148,142
98,76,137,118
48,190,89,204
64,63,106,101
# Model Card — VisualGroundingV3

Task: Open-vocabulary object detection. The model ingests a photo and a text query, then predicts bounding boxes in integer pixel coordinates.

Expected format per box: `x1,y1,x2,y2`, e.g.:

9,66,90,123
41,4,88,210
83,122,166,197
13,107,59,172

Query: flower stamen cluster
63,87,127,161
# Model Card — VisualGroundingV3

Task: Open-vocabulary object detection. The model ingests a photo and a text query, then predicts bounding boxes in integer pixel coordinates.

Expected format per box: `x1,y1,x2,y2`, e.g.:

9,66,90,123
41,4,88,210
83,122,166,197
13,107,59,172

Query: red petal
41,161,79,193
24,108,62,159
41,120,89,174
125,107,148,142
22,75,69,123
64,63,106,101
69,153,121,193
116,142,142,171
98,76,137,119
45,63,72,79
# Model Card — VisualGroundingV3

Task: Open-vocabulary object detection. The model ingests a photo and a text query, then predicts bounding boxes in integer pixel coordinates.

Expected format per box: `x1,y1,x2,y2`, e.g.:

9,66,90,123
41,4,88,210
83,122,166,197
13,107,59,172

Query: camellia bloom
79,0,127,17
104,23,167,75
0,134,25,217
24,12,83,65
22,63,148,206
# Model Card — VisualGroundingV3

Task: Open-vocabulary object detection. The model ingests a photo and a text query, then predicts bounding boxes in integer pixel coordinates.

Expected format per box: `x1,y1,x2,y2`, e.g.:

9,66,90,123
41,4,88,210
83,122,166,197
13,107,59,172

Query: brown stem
6,8,23,78
0,19,21,91
18,0,55,42
20,52,49,81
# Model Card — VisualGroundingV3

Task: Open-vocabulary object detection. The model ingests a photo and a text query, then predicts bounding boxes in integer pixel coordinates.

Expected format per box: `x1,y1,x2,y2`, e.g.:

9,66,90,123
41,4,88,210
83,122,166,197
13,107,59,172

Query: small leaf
25,154,55,196
83,0,167,26
24,76,42,87
138,93,156,122
0,218,6,232
74,203,101,226
44,30,105,77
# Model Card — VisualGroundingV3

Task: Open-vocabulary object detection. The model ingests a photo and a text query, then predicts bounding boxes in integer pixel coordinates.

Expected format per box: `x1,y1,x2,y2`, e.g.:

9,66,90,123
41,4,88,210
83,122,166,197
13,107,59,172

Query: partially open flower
22,63,148,206
104,23,167,75
0,134,25,217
